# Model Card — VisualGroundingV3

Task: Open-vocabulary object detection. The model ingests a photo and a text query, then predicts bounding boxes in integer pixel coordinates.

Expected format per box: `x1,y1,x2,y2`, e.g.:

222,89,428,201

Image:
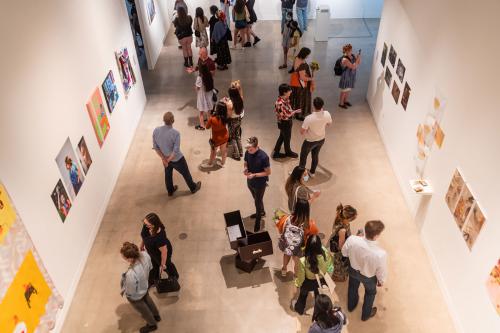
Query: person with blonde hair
329,203,358,282
338,43,361,109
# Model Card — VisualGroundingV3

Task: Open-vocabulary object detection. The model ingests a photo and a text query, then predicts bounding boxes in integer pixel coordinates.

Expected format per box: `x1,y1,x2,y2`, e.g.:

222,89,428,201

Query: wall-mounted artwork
388,45,397,67
102,70,119,113
55,138,85,200
453,185,475,229
77,136,92,175
86,88,110,147
401,83,411,111
384,67,392,87
391,81,400,104
396,59,405,83
462,203,485,249
115,48,136,97
445,169,465,211
381,43,388,67
0,184,16,244
486,259,500,315
50,180,72,222
434,123,445,148
147,0,156,24
0,181,64,331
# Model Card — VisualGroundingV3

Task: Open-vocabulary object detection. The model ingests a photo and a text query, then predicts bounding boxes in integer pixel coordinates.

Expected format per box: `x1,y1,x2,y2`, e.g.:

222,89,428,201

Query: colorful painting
102,70,119,113
86,88,110,147
55,138,85,200
388,45,397,67
391,81,401,104
486,259,500,315
0,251,52,333
384,67,392,88
434,123,445,148
0,184,16,244
77,136,93,175
445,169,465,212
147,0,156,24
115,48,136,96
401,82,411,111
453,184,475,230
381,43,388,67
50,180,72,222
462,203,486,249
396,59,405,83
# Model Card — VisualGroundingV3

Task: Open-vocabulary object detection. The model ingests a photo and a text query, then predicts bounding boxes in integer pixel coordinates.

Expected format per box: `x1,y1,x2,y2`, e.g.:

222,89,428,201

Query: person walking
153,112,202,196
203,101,229,168
296,0,308,32
212,11,232,70
272,84,301,159
140,213,179,287
290,47,314,120
220,0,231,27
309,294,347,333
173,7,194,67
193,7,209,49
120,242,160,333
338,43,361,109
243,136,271,232
341,220,387,321
245,0,261,45
329,203,357,282
299,97,332,178
194,63,214,130
232,0,249,49
285,165,320,213
227,82,245,160
292,234,333,315
280,14,302,70
281,0,295,33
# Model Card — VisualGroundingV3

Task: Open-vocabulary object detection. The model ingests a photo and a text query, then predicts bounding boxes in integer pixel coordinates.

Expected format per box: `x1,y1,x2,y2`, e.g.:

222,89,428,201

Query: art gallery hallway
62,20,456,333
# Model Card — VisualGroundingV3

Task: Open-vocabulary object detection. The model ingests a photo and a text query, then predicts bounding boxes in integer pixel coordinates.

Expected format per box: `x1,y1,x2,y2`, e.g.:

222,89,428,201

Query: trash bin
315,5,330,42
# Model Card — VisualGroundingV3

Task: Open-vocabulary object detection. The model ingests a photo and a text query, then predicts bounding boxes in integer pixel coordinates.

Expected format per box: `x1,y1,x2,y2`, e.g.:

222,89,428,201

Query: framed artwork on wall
86,88,110,147
384,67,392,87
50,180,72,222
401,82,411,110
0,184,16,244
391,81,401,103
486,259,500,316
389,45,397,67
381,43,388,67
115,48,136,97
55,138,85,200
396,59,406,82
76,137,92,175
147,0,156,24
445,169,465,211
102,70,119,113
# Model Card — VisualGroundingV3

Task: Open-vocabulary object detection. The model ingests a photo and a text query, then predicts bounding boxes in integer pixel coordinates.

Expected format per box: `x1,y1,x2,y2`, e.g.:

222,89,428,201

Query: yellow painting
0,183,16,244
0,251,52,333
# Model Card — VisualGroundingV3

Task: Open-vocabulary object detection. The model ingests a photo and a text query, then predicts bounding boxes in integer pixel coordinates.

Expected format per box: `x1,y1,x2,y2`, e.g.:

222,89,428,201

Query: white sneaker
216,160,225,168
201,162,213,168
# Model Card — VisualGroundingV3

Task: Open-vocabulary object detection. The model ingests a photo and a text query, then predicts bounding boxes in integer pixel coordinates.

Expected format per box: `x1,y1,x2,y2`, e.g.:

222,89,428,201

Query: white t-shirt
302,110,332,142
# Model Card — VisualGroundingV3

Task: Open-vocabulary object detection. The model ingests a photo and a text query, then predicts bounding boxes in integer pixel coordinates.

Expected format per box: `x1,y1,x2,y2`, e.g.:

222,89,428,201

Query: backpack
278,216,304,256
333,56,348,76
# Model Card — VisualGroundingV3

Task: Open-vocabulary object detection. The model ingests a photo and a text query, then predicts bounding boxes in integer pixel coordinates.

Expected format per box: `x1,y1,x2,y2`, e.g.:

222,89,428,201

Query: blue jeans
281,8,293,33
164,156,196,194
347,266,378,320
296,6,308,31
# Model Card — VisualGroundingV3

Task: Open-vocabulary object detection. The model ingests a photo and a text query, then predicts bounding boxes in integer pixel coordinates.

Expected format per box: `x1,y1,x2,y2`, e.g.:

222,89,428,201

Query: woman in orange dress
203,101,229,167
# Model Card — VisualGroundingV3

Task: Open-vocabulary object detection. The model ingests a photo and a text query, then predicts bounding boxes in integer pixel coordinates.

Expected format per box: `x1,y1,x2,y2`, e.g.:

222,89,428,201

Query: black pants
294,277,321,315
148,241,179,287
273,119,293,154
247,182,266,231
299,139,325,174
164,156,196,194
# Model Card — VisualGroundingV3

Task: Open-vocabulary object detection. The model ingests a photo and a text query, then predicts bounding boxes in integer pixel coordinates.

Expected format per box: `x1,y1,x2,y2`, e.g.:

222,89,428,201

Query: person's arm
300,118,308,135
298,68,313,82
294,259,306,288
247,167,270,179
139,240,145,251
375,253,388,286
159,245,168,271
243,161,249,175
205,117,212,129
338,228,347,250
341,237,350,257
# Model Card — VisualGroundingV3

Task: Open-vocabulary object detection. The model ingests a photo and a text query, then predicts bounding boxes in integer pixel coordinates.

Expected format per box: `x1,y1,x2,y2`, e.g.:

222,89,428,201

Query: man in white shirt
299,97,332,177
341,220,387,321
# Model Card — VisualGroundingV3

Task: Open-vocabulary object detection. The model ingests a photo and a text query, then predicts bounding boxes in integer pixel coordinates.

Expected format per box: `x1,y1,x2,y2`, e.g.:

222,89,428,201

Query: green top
295,246,334,287
233,10,246,21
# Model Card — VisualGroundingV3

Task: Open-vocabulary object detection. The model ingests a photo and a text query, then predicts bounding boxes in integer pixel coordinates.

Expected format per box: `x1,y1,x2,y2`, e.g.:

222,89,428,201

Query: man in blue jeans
341,220,387,321
295,0,308,32
153,112,201,196
281,0,295,33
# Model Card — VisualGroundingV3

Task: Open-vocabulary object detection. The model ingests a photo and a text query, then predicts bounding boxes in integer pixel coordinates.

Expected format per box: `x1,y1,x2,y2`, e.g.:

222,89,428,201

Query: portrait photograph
50,180,72,222
389,44,397,67
381,42,388,67
385,67,392,87
55,138,85,200
76,136,93,175
391,81,401,104
396,59,406,82
401,82,411,110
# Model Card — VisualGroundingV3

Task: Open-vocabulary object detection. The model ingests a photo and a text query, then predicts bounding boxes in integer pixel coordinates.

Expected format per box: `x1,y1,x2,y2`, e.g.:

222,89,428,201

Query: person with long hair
226,81,245,160
292,235,333,315
174,7,194,67
195,63,214,130
208,5,219,55
212,11,232,70
290,47,314,120
203,101,229,167
338,43,361,109
232,0,249,49
329,203,357,282
120,242,160,333
285,165,321,212
193,7,209,49
140,213,179,288
309,294,347,333
280,13,302,69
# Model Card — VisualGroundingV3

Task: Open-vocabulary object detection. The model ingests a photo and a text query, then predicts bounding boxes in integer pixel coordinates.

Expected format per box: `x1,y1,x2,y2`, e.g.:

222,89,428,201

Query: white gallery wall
367,0,500,332
135,0,167,69
0,0,148,330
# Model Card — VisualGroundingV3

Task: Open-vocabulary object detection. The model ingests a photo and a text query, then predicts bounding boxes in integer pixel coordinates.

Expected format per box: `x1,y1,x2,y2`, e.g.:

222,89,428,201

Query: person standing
227,82,245,160
338,43,361,109
309,294,347,333
193,7,209,49
281,0,295,33
341,220,387,321
285,165,320,212
208,5,219,55
232,0,249,49
120,242,160,333
243,136,271,232
204,101,229,168
153,112,201,196
290,47,314,120
295,0,308,32
173,7,194,67
194,63,214,130
212,11,232,70
280,13,302,70
299,97,332,177
329,203,358,282
273,83,301,159
220,0,231,27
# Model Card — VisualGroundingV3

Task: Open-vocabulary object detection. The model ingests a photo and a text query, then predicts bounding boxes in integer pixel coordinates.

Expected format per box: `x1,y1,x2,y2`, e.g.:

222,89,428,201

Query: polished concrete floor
62,20,456,333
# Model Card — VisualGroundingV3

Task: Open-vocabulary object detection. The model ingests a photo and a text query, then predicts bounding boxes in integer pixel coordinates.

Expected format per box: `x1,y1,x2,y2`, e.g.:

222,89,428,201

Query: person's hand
294,109,302,114
377,281,383,287
186,67,195,74
243,168,249,176
247,173,256,179
140,244,145,251
162,158,169,167
161,264,166,271
312,190,321,198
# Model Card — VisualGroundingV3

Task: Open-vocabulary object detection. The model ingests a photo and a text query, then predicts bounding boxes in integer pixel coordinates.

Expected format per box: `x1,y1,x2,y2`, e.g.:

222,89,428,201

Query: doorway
125,0,148,70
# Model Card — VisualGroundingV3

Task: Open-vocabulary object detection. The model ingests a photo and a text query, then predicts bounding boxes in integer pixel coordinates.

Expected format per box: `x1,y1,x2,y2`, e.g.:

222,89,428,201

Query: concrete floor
62,20,456,333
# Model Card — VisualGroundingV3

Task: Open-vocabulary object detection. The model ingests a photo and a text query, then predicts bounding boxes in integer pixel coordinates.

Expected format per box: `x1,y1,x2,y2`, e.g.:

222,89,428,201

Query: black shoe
361,307,377,321
243,42,252,48
272,152,286,159
344,101,352,107
178,45,182,49
188,56,193,67
168,185,178,197
191,181,201,194
250,211,266,218
338,104,348,109
154,315,161,322
233,156,241,161
253,225,260,232
140,324,158,333
195,125,205,130
285,151,298,158
253,36,261,46
183,57,189,67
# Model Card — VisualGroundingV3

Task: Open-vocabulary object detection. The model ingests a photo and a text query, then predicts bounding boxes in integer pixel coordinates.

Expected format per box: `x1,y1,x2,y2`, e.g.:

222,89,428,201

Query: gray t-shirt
288,183,312,212
121,252,152,301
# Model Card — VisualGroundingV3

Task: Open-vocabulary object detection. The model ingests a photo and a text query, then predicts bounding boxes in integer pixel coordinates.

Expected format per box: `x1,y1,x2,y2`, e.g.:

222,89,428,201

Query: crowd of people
120,1,374,333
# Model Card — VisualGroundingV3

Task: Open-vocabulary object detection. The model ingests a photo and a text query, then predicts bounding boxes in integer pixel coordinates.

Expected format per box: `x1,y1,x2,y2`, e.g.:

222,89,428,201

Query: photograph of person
388,45,397,67
396,59,405,82
401,83,411,110
391,81,400,103
55,138,85,200
381,42,388,67
50,180,72,222
77,137,93,175
385,67,392,87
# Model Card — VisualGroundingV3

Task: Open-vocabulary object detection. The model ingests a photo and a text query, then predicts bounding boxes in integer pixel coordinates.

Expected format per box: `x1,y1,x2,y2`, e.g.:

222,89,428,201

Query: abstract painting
453,184,475,229
77,136,92,175
396,59,405,83
401,82,411,110
115,48,136,97
86,88,110,147
486,259,500,315
50,180,72,222
391,81,401,104
0,183,16,244
385,67,392,88
462,203,486,249
102,70,119,113
381,43,388,67
147,0,156,24
389,45,397,67
445,169,465,212
55,138,85,200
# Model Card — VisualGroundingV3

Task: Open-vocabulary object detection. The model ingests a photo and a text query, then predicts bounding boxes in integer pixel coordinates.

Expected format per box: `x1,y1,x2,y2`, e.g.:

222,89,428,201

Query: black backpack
333,56,348,76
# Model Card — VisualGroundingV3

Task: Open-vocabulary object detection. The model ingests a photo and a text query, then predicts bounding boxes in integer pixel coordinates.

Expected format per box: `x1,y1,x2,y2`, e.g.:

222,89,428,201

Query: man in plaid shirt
272,84,301,159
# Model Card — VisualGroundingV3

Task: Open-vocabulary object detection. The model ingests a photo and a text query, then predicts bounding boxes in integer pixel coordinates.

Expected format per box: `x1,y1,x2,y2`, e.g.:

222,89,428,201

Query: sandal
344,101,352,107
278,64,287,69
281,268,287,277
338,104,348,109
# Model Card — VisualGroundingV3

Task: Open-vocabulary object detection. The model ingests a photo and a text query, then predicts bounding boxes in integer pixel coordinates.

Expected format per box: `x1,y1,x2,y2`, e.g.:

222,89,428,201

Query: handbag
156,271,180,294
225,27,233,41
315,271,339,302
212,88,219,103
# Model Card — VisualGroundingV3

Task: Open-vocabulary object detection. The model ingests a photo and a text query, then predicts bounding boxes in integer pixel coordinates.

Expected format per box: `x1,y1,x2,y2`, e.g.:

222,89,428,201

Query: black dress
209,15,219,55
141,225,179,286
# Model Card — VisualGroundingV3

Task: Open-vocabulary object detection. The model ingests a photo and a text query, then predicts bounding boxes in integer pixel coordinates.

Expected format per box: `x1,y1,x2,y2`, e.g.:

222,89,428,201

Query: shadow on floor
219,254,273,289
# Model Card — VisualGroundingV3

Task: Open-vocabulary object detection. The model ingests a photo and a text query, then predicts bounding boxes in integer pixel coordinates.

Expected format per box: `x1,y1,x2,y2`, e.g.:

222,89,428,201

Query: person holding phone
338,44,361,109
